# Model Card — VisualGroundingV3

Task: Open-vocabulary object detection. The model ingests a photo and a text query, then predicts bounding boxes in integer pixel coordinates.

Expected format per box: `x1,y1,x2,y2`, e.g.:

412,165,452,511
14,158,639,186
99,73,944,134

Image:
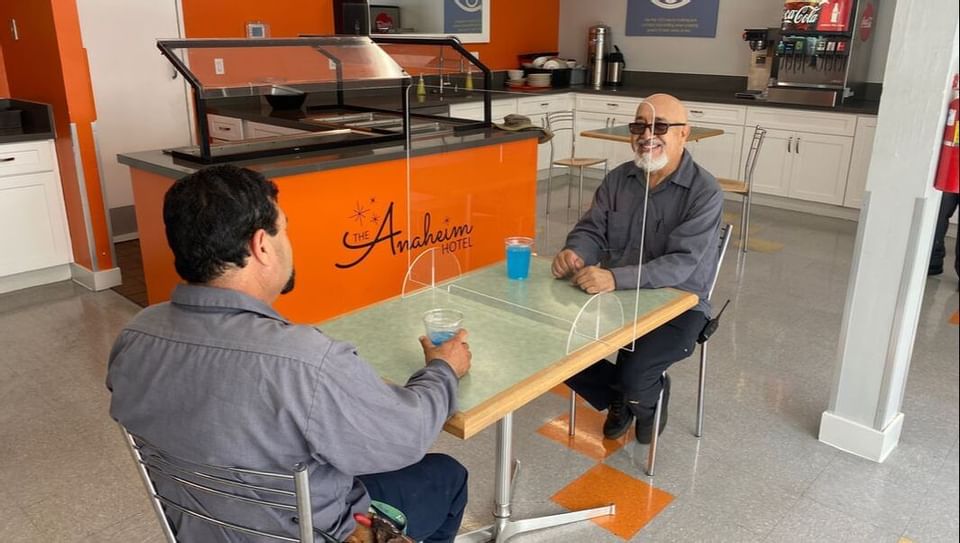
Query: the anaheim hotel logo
336,198,474,269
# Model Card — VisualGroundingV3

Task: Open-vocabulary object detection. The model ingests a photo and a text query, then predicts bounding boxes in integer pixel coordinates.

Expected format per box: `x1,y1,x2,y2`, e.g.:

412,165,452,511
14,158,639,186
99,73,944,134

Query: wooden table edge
443,289,699,439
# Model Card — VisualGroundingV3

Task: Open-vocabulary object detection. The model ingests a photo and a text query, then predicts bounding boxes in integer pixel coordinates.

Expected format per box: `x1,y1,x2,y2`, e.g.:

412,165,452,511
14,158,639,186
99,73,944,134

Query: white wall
559,0,896,82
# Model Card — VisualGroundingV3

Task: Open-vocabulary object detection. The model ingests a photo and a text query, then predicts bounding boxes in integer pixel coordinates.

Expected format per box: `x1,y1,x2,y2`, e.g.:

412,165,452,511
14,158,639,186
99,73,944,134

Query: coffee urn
587,24,611,89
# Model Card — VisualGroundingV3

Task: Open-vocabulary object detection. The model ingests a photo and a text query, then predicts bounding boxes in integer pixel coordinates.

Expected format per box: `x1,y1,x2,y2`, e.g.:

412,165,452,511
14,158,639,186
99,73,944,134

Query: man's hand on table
420,329,472,379
571,266,615,294
551,249,585,279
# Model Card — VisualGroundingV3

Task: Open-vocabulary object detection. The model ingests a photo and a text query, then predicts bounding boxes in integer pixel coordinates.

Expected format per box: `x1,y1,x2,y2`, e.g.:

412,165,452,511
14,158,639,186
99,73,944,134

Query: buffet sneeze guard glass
157,37,492,163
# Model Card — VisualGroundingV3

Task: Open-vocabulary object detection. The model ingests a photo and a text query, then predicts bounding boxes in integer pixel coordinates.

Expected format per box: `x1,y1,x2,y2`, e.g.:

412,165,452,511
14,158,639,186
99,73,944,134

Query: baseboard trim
818,410,903,463
0,265,73,295
725,193,861,221
70,263,123,291
112,232,139,243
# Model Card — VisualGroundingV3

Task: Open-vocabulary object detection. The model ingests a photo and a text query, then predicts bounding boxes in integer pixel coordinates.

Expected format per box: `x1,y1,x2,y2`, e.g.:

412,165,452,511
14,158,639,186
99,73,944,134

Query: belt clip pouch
368,501,415,543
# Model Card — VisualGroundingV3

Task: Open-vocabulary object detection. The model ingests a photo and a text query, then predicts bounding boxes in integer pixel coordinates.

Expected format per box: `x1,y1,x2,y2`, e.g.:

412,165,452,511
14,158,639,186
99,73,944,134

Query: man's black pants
565,309,707,418
358,453,468,543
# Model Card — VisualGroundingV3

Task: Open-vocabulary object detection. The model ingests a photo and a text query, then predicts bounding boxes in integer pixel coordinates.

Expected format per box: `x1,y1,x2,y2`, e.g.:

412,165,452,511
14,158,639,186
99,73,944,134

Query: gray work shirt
564,151,723,314
107,284,459,541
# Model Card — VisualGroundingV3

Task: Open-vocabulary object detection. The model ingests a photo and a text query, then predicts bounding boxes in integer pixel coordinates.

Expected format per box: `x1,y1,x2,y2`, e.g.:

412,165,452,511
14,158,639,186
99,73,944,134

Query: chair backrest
706,223,734,301
120,425,325,543
742,125,767,190
545,110,576,157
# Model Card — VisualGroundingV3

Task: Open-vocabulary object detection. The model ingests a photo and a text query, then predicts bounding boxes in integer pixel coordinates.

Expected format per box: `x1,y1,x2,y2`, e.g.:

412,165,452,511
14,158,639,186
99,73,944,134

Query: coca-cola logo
783,5,822,25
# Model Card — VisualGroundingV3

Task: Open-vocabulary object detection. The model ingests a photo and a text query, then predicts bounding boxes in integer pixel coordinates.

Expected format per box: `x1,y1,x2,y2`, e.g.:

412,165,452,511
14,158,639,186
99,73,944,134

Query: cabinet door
686,122,745,180
450,99,517,123
573,112,623,173
0,171,72,276
748,128,793,197
245,122,307,139
843,117,877,208
788,132,853,205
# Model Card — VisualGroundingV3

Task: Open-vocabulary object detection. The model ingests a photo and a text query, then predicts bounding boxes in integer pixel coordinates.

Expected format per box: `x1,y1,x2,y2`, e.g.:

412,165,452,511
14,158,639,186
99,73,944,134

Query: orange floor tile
537,408,634,461
552,463,673,540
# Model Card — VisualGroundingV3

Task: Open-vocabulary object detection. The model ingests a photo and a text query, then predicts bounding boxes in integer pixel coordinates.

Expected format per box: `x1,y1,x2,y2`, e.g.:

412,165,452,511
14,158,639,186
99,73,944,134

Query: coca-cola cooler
767,0,879,107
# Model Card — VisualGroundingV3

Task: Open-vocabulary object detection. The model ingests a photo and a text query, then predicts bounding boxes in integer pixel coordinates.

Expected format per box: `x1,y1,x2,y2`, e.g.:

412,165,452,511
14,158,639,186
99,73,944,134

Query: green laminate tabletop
580,124,724,144
317,258,697,439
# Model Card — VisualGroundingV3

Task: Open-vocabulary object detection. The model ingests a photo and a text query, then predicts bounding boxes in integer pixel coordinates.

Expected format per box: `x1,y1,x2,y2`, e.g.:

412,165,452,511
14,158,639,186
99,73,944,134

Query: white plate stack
527,73,551,88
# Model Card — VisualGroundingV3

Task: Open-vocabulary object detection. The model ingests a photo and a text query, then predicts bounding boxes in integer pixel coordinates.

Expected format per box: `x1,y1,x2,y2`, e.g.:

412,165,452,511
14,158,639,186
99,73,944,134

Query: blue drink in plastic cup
423,309,464,346
505,237,534,280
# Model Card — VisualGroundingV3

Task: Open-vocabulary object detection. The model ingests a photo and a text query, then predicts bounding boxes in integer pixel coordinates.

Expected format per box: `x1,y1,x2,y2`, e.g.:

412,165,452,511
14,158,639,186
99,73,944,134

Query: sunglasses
628,121,687,135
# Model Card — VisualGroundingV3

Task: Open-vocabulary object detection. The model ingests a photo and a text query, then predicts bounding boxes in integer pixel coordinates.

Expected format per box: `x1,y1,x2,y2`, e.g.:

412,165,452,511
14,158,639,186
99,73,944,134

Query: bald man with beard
551,94,723,444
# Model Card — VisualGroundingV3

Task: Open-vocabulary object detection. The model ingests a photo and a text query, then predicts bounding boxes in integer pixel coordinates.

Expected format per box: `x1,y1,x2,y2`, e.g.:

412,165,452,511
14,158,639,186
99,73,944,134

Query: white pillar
819,0,960,462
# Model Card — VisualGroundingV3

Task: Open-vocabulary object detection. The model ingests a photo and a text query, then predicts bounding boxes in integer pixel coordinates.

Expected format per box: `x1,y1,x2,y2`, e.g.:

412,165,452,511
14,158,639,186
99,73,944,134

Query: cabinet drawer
208,114,245,141
517,94,573,115
245,121,308,139
745,107,857,136
0,140,55,177
575,94,642,115
683,101,746,126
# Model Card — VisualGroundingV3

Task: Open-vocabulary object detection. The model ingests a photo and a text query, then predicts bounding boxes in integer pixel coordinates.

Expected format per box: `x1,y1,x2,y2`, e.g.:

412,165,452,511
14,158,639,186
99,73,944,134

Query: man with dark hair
553,94,722,445
107,165,472,542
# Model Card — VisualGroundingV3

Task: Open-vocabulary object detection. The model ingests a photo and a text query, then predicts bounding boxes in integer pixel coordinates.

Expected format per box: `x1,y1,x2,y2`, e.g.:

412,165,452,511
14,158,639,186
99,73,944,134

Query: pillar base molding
70,263,122,291
819,410,904,463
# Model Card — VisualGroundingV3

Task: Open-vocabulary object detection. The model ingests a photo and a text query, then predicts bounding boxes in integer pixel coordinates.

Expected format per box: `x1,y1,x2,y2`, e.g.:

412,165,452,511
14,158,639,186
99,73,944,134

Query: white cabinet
449,98,517,123
517,94,574,172
208,114,244,142
572,111,634,173
749,127,853,205
843,116,877,209
682,102,748,180
244,121,308,139
0,140,72,278
745,107,855,205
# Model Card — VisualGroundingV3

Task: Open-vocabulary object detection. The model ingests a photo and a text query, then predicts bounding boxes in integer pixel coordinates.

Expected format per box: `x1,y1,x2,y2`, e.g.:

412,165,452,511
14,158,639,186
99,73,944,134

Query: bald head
630,93,690,182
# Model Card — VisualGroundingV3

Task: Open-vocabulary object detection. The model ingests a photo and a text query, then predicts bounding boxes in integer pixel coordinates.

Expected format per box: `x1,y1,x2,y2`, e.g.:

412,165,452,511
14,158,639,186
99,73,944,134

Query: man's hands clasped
551,249,616,294
419,329,472,378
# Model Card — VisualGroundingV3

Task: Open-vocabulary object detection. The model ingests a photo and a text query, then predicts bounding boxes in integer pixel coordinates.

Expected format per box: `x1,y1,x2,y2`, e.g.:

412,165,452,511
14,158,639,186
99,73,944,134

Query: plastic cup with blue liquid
505,237,534,280
423,309,464,346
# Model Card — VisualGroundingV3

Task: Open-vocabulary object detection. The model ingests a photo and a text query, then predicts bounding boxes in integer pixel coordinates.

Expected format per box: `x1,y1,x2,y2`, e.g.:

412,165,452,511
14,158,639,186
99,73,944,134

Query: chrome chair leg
696,343,707,438
742,193,752,253
545,164,554,218
576,166,585,220
645,374,666,477
568,390,577,437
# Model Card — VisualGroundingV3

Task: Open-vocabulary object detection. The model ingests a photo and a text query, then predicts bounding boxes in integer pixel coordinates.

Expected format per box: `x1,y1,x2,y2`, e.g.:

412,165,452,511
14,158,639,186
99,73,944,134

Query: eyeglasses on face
628,121,687,135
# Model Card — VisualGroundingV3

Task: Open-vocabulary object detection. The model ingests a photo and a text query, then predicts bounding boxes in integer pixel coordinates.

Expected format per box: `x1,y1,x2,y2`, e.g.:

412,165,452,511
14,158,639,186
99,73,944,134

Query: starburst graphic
369,197,376,204
348,201,369,225
371,213,381,225
443,217,451,224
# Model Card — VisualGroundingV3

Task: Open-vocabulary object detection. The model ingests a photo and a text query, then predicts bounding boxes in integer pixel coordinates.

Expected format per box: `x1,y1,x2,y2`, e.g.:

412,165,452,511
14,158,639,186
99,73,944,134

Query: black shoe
635,375,670,445
602,394,635,439
928,265,944,276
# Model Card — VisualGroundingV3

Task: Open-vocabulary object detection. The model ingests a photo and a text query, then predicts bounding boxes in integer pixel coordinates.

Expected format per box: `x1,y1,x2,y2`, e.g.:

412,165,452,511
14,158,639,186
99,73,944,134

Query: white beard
634,150,669,172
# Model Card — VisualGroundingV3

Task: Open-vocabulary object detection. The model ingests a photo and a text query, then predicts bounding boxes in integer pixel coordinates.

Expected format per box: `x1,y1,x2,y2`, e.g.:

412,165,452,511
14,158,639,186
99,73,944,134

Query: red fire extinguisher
934,73,959,193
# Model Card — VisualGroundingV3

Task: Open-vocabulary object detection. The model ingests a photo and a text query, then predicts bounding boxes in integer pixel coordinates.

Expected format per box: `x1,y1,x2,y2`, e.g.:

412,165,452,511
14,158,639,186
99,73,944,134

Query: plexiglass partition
396,83,654,359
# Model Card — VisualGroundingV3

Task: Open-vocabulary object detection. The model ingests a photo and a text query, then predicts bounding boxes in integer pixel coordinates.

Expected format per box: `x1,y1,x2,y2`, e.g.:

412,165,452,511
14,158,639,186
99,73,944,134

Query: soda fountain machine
766,0,879,107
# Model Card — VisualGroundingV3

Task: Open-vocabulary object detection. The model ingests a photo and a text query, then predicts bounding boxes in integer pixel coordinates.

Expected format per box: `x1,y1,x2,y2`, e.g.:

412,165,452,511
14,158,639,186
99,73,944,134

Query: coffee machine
587,24,611,90
738,28,780,98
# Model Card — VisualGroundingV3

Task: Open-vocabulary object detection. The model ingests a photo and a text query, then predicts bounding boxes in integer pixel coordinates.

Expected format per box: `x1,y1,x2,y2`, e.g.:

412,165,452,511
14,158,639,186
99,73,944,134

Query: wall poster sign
444,0,483,34
625,0,720,38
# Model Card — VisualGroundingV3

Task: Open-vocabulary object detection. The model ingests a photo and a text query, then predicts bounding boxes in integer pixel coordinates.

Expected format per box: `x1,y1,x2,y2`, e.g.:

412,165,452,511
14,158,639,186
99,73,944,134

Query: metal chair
566,223,733,477
544,111,608,222
120,425,333,543
717,126,766,253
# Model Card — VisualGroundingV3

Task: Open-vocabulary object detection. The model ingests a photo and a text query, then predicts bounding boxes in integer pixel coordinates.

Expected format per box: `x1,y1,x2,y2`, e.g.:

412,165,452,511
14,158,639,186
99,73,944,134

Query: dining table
318,256,698,542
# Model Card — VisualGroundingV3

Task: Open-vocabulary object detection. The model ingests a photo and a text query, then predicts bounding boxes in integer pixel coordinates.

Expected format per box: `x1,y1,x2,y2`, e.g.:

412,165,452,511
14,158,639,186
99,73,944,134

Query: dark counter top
0,99,56,144
118,127,539,180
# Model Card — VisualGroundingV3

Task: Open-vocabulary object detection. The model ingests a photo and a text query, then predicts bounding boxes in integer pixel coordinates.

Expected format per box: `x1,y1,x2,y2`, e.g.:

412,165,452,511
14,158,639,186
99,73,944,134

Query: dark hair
163,165,279,283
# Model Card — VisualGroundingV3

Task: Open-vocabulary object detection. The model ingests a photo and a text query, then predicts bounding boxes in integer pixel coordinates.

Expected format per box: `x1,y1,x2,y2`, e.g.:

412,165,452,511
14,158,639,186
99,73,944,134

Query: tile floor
0,175,957,542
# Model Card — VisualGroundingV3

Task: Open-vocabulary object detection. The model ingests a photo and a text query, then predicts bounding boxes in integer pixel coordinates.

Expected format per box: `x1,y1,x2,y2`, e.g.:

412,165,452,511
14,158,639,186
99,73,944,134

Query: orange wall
0,0,112,271
182,0,333,39
181,0,559,70
0,45,9,96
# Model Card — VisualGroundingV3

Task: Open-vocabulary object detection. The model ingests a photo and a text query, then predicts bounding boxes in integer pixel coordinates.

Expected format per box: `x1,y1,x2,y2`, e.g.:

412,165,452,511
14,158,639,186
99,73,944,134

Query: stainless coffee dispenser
605,45,625,86
587,24,611,89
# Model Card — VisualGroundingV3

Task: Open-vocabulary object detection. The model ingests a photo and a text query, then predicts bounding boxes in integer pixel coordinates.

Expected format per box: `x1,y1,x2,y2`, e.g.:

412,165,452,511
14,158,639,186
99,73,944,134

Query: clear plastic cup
423,309,464,346
505,237,534,280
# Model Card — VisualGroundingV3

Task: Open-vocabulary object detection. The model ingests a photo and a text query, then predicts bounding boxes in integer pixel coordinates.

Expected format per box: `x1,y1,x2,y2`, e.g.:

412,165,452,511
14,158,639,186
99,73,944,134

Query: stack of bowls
527,72,551,88
506,69,525,88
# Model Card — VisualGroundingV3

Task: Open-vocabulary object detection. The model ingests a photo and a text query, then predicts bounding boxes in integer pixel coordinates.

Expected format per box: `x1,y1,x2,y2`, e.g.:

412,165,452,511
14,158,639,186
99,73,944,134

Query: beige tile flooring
1,192,957,542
